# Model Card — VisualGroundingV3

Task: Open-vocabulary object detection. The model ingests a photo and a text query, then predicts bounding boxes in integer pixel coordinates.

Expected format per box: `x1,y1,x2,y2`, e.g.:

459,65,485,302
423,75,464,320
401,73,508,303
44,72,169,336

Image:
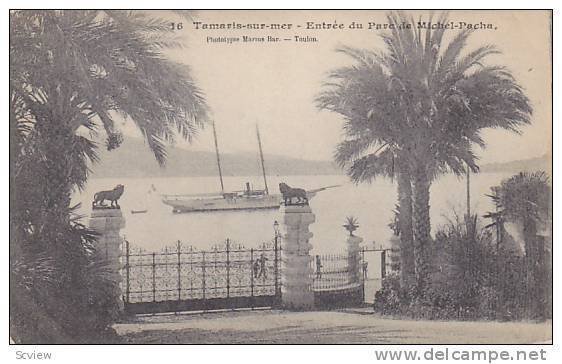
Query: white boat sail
161,122,339,213
161,122,281,213
131,184,156,214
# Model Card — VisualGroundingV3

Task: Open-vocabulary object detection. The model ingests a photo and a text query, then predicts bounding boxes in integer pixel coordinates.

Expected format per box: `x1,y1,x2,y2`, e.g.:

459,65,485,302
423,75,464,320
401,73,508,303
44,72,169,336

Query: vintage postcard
9,9,552,348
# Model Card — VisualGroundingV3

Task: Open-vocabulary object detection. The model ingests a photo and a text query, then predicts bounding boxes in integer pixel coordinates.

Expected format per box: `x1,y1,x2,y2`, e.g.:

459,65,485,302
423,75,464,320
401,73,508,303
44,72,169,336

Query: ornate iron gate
360,248,390,304
122,238,281,314
311,251,365,307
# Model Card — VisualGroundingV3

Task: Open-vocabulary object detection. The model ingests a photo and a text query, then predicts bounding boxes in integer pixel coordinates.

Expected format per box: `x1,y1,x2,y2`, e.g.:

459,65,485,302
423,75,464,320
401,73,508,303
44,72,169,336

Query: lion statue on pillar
279,182,308,205
92,184,125,209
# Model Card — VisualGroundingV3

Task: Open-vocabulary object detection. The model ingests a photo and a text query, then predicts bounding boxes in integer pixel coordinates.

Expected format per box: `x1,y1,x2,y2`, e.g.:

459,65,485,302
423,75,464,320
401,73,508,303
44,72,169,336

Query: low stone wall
313,284,364,308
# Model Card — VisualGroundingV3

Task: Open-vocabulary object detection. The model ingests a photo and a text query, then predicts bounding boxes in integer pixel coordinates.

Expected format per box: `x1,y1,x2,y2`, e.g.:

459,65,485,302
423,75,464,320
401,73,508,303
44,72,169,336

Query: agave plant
343,216,359,236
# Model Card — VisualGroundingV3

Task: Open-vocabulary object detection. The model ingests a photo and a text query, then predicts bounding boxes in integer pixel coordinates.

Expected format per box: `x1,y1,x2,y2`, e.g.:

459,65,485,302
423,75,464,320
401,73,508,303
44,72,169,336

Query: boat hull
131,210,148,214
162,194,281,213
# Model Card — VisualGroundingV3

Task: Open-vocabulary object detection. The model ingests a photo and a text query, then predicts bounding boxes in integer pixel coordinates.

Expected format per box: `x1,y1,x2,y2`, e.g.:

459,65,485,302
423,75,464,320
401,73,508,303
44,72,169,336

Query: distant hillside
90,138,341,178
480,154,550,175
90,138,550,178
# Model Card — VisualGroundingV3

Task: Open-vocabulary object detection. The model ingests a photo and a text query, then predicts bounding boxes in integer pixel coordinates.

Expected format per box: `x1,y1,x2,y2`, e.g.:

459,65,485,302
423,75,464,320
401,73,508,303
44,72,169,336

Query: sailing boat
161,123,280,213
131,184,157,214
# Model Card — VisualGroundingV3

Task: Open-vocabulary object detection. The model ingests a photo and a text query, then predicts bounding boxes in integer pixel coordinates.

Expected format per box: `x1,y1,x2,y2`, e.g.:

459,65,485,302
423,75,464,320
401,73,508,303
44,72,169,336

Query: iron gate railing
310,250,365,307
360,248,389,279
122,238,379,313
122,237,281,313
311,251,364,290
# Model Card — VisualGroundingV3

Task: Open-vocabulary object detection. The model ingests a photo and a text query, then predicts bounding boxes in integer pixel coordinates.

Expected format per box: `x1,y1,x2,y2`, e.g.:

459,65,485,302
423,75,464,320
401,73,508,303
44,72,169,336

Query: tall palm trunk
397,167,415,289
522,218,541,318
411,164,431,292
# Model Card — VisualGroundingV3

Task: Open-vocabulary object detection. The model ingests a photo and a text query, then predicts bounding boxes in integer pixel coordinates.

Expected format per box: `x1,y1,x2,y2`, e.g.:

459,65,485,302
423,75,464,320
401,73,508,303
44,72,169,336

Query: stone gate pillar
88,208,126,309
279,204,315,310
347,233,363,283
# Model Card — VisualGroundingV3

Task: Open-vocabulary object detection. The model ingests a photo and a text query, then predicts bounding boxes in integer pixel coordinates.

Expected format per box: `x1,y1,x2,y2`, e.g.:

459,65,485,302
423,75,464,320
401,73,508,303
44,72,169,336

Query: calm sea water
73,172,513,255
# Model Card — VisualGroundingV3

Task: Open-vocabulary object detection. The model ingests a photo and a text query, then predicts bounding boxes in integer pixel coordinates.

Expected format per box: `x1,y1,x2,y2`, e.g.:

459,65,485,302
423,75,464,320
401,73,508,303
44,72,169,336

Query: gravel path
114,309,552,344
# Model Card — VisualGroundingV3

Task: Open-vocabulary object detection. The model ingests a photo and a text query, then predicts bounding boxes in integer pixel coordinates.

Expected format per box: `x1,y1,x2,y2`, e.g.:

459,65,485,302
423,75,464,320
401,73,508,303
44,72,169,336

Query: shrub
373,273,403,315
374,214,551,321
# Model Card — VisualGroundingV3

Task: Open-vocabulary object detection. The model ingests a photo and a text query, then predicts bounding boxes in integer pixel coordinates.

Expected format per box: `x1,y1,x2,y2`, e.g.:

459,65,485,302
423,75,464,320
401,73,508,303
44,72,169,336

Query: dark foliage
10,10,208,343
374,213,551,321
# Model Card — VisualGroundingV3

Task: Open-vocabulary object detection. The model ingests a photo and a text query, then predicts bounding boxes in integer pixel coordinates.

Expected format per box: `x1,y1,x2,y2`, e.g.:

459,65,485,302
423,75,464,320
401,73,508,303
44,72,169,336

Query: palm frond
436,29,472,75
12,10,209,168
347,146,397,183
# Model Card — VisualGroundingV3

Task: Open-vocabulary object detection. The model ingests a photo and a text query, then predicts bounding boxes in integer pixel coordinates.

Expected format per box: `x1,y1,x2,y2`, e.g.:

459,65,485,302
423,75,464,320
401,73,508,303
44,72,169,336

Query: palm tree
10,10,208,342
316,45,418,288
317,11,532,291
486,171,551,318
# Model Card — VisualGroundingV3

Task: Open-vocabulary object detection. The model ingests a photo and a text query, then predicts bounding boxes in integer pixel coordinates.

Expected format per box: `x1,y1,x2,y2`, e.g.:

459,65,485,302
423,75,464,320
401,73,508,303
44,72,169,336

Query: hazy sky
122,10,551,164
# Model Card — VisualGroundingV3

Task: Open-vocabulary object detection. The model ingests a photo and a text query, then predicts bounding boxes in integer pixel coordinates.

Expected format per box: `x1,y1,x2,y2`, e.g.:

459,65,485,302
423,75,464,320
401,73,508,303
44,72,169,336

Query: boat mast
256,124,269,195
212,120,225,194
